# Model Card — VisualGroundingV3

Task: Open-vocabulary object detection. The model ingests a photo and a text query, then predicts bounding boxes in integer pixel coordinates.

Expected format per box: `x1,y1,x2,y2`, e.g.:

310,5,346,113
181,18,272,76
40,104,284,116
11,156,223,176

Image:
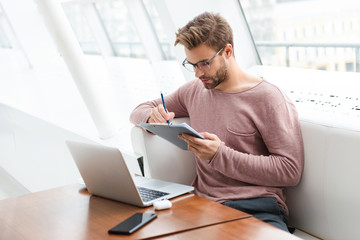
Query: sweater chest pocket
225,110,257,137
225,123,258,151
227,127,257,137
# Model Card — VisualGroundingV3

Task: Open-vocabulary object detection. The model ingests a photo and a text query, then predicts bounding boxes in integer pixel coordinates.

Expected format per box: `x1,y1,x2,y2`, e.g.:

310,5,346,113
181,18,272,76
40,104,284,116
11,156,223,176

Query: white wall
0,103,87,192
0,102,143,193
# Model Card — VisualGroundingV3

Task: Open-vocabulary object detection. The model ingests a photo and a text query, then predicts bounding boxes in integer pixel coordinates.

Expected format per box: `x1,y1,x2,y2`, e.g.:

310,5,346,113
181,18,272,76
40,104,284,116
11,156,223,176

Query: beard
200,59,228,89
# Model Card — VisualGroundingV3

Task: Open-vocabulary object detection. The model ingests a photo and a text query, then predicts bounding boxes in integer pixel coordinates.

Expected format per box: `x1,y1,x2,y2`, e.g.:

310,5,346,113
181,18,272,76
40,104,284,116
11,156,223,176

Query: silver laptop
66,141,194,207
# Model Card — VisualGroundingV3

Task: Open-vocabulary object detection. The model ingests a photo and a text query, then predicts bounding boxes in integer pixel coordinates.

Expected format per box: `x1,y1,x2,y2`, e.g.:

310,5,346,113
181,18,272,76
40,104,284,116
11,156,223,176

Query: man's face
185,45,228,90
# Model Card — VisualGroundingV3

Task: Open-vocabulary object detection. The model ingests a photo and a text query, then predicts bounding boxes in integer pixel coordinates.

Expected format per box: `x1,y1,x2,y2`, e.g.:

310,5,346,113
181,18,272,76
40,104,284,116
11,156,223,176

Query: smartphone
108,213,157,235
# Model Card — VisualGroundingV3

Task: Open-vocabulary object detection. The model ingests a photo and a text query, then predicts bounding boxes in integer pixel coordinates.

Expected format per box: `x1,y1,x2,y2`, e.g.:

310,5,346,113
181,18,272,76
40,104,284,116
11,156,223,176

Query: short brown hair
174,12,233,52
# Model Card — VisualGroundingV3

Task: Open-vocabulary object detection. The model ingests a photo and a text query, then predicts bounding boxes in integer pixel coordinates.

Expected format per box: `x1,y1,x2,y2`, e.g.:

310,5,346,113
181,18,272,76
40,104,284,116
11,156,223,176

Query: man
130,12,304,232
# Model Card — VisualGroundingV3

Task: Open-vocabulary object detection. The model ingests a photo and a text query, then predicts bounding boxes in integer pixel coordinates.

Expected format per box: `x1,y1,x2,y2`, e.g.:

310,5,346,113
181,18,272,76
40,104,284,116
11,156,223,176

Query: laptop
66,141,194,207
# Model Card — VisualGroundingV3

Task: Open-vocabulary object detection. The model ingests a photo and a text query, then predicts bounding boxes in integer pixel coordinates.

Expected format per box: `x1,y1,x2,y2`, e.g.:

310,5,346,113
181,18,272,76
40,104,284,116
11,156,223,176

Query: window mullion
151,0,193,81
82,2,117,57
0,2,32,68
124,0,164,62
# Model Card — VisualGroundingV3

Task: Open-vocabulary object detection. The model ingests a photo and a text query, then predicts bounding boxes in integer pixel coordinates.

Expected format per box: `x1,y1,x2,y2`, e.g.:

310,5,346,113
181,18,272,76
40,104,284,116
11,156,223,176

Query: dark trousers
222,197,290,232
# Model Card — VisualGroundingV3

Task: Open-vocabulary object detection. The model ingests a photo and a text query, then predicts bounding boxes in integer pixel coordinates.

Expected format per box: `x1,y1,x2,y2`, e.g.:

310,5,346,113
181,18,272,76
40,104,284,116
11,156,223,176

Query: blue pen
160,91,170,125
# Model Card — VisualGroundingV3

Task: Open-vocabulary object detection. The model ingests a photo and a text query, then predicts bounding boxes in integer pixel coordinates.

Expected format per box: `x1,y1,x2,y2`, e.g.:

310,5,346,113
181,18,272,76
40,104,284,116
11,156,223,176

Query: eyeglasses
182,47,224,72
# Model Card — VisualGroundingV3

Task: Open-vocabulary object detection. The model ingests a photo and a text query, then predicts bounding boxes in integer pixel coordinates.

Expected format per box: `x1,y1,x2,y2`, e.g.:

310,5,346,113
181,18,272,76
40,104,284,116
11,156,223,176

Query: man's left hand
179,132,221,160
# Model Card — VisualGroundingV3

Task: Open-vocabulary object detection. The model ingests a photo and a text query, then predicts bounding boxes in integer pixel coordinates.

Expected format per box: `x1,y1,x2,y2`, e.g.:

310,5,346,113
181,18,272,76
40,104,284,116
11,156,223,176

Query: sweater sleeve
209,101,304,187
129,100,158,124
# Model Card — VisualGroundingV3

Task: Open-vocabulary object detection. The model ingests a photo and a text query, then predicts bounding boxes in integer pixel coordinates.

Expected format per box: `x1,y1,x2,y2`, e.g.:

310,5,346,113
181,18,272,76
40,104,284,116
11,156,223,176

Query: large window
142,0,176,60
0,5,12,49
95,0,146,58
0,24,11,49
0,3,31,70
241,0,360,72
60,0,262,68
62,0,147,58
62,3,100,55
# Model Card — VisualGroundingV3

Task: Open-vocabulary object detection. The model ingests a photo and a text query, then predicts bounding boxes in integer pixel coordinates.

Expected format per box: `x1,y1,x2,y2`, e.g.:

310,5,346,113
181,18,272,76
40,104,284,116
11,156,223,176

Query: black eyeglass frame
182,47,224,72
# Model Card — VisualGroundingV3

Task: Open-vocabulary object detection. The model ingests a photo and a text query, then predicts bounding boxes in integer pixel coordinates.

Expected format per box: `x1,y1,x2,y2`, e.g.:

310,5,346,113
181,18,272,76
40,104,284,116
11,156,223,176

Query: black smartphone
108,213,157,235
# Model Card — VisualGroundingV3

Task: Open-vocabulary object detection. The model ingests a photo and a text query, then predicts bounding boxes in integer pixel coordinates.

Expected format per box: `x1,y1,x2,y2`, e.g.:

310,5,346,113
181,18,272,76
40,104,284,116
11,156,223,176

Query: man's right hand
147,104,175,123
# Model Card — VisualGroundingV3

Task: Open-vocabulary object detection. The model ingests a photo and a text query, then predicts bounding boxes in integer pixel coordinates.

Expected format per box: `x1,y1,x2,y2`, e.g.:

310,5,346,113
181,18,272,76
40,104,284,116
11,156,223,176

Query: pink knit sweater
130,79,304,214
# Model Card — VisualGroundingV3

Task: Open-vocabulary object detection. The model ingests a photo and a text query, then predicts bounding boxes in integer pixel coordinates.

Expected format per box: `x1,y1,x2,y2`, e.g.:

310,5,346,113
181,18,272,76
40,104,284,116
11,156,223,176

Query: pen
160,91,170,125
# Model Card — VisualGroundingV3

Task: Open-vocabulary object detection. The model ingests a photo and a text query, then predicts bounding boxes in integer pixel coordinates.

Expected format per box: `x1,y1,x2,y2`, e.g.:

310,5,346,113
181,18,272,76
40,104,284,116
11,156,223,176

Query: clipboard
138,122,204,150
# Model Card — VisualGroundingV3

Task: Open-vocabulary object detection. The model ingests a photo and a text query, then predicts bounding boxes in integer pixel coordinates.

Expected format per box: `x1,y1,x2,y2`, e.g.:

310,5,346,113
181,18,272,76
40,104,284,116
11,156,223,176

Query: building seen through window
241,0,360,72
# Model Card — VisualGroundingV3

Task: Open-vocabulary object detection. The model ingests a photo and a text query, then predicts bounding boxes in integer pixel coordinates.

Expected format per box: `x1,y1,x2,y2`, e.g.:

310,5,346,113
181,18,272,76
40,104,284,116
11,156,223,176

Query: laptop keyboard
137,187,170,202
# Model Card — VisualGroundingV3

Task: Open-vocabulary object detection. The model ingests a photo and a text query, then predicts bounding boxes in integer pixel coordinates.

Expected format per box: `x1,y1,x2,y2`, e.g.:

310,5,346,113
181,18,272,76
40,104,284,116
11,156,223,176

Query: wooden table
157,216,301,240
0,184,299,239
